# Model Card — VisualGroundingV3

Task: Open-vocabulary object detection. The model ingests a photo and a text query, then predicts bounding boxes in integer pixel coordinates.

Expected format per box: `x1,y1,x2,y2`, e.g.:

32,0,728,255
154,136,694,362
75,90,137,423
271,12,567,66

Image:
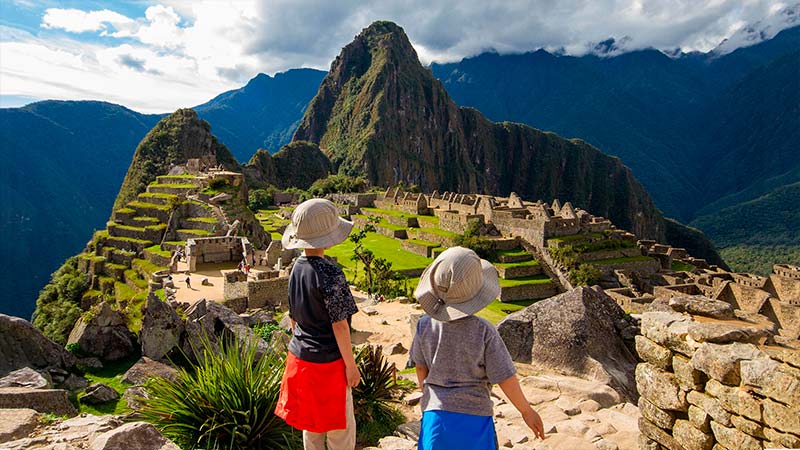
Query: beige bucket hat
281,198,354,250
414,246,500,322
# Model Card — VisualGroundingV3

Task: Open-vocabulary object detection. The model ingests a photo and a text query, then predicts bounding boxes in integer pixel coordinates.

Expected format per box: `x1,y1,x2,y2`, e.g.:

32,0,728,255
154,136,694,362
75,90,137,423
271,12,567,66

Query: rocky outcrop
182,299,270,362
67,302,136,361
0,408,39,443
0,314,76,377
0,367,51,389
243,141,332,190
140,294,183,361
90,422,180,450
497,286,639,399
81,383,120,405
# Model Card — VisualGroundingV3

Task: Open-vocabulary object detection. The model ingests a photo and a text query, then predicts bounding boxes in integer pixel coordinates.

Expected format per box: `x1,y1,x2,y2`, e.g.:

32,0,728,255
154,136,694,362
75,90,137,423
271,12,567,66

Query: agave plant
137,336,300,449
353,344,411,423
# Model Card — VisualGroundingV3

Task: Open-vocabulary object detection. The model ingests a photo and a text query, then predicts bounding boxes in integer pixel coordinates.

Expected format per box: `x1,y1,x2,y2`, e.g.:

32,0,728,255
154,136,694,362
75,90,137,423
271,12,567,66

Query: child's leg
302,430,326,450
326,387,356,450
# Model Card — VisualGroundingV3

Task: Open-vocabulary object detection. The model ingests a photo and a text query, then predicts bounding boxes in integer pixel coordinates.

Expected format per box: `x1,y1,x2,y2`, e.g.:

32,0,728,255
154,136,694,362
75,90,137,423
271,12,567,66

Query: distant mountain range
2,25,798,318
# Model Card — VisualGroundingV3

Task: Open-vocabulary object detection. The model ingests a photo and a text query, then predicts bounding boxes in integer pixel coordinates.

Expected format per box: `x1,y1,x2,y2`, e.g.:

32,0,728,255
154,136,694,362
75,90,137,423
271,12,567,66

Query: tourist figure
252,252,257,267
275,198,358,450
410,247,545,449
238,260,244,272
185,275,191,289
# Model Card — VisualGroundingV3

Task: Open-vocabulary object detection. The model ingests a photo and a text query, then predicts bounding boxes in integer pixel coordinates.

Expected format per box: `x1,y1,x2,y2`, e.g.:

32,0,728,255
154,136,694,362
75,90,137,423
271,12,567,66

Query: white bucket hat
414,246,500,322
281,198,354,250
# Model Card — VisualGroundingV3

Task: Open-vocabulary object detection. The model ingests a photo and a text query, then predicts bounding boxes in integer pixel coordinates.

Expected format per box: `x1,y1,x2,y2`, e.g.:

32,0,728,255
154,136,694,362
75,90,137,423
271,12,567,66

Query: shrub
307,174,369,196
569,263,602,286
252,322,284,343
353,345,409,446
248,187,277,211
454,219,496,261
32,257,90,344
138,337,300,449
207,177,230,190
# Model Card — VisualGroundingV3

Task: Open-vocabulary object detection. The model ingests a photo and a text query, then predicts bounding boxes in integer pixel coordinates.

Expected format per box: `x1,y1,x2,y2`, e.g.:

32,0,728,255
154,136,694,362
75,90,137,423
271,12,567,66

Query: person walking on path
274,198,359,450
410,247,545,449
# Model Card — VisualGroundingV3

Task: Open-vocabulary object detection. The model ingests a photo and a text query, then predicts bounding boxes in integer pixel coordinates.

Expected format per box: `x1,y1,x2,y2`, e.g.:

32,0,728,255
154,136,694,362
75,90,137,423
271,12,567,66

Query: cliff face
113,109,239,210
293,21,664,240
243,141,332,190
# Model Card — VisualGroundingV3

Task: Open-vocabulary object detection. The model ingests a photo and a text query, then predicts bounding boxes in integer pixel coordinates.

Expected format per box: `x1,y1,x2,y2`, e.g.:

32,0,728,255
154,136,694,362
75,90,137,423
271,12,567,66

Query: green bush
252,322,284,343
207,178,230,190
353,345,409,446
550,245,578,269
138,337,300,449
32,257,90,344
248,187,278,211
569,264,603,286
454,219,496,261
307,174,369,197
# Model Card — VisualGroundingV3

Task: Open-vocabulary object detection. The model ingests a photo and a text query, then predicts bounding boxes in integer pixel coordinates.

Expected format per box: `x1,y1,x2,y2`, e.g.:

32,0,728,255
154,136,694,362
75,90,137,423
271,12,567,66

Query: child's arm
332,319,360,387
415,365,428,389
498,375,545,440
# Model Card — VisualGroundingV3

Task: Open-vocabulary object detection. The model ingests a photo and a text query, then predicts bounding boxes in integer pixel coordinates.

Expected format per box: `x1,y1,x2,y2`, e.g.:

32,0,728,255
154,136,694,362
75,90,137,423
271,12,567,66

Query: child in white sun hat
410,246,545,449
274,198,359,450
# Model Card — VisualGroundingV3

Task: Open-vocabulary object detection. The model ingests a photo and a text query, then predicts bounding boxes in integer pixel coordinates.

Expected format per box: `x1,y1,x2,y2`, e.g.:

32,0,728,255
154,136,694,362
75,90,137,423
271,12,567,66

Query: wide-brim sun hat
281,198,354,250
414,246,501,322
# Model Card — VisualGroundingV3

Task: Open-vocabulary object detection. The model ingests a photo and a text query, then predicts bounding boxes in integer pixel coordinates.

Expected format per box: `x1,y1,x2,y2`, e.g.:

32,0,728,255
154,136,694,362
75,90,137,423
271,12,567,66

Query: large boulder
182,299,270,362
497,286,639,399
140,293,184,361
81,383,120,405
0,408,39,442
121,357,178,385
0,367,52,389
89,422,180,450
67,302,136,361
0,387,77,416
0,314,76,377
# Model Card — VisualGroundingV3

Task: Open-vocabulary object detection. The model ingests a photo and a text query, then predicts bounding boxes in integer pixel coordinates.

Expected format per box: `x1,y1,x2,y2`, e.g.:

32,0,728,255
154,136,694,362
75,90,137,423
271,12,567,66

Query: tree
350,217,379,293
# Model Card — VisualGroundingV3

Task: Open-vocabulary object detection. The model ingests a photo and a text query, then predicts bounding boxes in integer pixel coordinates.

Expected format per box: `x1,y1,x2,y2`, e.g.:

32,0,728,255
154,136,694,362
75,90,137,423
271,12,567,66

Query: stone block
0,408,39,443
763,426,800,448
689,405,711,433
673,353,705,391
687,391,732,427
740,356,800,406
710,421,762,450
641,311,697,356
687,322,771,344
668,296,734,319
764,346,800,369
762,398,800,435
636,363,688,411
0,387,77,416
638,417,681,450
730,414,764,439
0,367,51,389
636,335,672,370
691,342,761,385
121,357,178,385
673,419,714,450
704,379,762,421
89,421,180,450
638,396,676,429
637,434,660,450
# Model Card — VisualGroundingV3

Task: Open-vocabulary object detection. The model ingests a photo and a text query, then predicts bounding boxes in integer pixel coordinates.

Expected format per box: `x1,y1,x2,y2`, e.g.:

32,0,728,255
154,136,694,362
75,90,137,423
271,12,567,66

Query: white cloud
41,8,134,33
0,0,797,112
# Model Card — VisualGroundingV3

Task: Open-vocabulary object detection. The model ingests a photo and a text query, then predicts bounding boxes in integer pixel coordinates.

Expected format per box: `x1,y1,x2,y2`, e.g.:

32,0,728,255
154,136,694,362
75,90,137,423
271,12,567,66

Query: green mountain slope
293,21,723,265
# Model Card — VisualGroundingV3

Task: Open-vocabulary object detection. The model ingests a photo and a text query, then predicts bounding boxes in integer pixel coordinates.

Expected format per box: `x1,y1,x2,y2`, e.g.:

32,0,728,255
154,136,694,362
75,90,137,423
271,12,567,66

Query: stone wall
636,296,799,450
325,193,377,207
499,282,557,302
247,277,289,310
434,210,482,234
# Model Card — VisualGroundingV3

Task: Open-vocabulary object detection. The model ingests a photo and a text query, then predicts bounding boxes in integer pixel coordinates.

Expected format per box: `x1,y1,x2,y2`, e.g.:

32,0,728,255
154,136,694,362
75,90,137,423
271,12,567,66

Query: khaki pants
303,388,356,450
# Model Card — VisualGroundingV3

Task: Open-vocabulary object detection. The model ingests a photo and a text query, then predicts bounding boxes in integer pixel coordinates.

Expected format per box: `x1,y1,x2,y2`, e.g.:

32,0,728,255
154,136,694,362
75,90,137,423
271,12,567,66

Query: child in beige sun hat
410,246,545,449
275,198,359,450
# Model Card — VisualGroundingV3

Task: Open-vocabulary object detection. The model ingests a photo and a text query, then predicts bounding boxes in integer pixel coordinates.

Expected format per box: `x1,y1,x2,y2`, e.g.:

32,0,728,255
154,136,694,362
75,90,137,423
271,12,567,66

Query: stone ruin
185,236,253,272
375,186,430,215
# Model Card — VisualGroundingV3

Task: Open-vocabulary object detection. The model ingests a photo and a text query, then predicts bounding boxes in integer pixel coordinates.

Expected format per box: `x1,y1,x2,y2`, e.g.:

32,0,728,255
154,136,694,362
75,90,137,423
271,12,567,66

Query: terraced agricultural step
113,208,136,222
100,247,135,267
105,236,154,253
361,208,419,227
129,216,163,227
104,262,128,281
175,229,214,241
499,277,557,302
127,201,172,222
108,222,166,243
156,175,204,186
143,245,172,267
137,192,178,206
496,249,533,264
146,183,199,195
180,217,220,232
401,239,441,258
496,262,542,279
407,228,457,247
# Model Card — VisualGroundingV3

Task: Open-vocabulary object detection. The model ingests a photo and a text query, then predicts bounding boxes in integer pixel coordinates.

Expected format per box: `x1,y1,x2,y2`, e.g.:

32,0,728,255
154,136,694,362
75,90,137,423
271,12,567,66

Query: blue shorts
418,410,497,450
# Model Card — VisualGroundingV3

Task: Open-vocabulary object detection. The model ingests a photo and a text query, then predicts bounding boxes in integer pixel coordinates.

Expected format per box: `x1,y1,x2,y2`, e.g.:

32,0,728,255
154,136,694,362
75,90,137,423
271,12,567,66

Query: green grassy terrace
148,183,197,189
145,244,172,258
476,299,538,324
326,231,432,278
139,192,178,199
498,275,553,287
547,233,603,244
495,259,540,269
592,255,655,265
128,201,172,211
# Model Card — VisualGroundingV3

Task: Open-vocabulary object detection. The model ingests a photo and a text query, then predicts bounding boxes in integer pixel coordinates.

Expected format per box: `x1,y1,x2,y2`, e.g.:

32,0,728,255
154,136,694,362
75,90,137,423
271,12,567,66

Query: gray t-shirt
410,314,516,417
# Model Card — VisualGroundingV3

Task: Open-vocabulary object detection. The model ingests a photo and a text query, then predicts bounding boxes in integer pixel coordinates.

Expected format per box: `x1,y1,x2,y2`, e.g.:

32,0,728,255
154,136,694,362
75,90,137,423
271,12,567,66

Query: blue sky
0,0,796,113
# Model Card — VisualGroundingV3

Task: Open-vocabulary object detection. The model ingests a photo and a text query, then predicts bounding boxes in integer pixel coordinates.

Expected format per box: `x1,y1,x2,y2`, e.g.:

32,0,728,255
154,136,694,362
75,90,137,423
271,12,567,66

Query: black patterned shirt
287,256,358,363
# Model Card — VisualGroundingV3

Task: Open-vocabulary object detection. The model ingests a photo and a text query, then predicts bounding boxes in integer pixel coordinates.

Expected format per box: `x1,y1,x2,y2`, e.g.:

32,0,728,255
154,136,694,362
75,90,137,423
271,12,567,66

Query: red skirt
274,352,348,433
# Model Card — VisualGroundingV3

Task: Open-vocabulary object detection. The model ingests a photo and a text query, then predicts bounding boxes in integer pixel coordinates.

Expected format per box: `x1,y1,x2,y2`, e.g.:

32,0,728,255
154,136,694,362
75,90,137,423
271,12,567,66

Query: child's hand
522,409,545,440
345,362,361,388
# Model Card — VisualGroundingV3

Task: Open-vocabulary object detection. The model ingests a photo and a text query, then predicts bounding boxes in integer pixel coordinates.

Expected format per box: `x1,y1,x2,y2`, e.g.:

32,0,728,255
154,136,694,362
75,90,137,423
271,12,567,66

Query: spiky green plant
137,336,300,449
353,345,409,441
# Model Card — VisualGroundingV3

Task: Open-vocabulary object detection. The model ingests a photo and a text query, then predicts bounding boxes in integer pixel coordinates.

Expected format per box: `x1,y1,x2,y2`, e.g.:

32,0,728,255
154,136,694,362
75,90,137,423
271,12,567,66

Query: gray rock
404,391,423,406
123,385,150,410
361,306,378,316
89,422,180,450
668,296,734,319
81,383,120,405
687,322,771,344
635,335,672,370
0,408,39,443
641,311,696,356
78,357,103,370
278,312,293,331
67,302,136,362
636,363,687,412
376,436,416,450
691,342,762,385
687,391,732,427
0,314,76,377
0,387,77,416
62,374,90,392
672,419,713,450
710,421,761,450
182,300,270,362
121,357,178,385
0,367,51,389
498,287,639,399
740,355,800,406
385,342,407,355
240,309,276,327
140,293,184,361
638,396,675,429
396,420,420,441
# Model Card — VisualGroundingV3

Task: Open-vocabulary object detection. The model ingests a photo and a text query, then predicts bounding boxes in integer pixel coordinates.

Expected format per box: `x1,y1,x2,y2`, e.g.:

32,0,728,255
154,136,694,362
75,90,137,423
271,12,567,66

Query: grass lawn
498,275,553,287
417,215,439,226
476,299,537,324
145,244,171,258
495,248,530,258
416,227,456,238
495,259,540,269
671,260,695,272
77,356,138,415
547,233,603,244
362,207,416,219
592,255,655,265
327,232,432,283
